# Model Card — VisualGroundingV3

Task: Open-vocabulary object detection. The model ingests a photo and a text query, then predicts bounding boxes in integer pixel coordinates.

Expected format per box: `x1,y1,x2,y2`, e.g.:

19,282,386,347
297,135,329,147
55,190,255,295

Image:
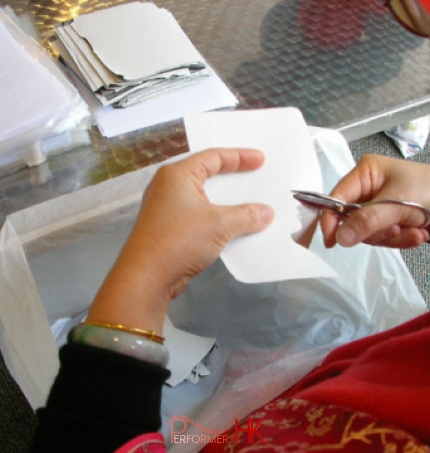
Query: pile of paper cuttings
55,1,210,108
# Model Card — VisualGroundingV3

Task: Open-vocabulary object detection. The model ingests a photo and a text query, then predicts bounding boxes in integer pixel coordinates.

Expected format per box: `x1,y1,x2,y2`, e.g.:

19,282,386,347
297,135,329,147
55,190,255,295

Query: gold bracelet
82,321,165,344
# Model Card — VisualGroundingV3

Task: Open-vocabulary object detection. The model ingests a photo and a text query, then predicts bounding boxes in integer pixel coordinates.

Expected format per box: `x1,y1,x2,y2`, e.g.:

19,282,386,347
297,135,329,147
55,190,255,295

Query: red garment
286,310,430,443
421,0,430,13
203,311,430,452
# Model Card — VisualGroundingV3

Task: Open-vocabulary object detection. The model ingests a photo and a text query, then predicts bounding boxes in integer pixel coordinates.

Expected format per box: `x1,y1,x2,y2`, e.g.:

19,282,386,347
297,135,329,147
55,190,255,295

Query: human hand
87,148,274,333
320,154,430,248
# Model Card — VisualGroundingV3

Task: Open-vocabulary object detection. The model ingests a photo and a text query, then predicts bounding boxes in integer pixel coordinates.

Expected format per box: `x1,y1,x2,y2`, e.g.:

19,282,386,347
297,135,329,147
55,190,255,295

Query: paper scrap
56,2,210,108
70,2,204,81
53,1,238,137
164,318,216,387
184,107,338,283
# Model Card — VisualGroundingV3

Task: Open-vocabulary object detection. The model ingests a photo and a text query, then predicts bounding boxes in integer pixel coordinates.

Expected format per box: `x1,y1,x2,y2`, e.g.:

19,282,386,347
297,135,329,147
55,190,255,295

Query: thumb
220,203,274,241
336,201,429,247
335,204,397,247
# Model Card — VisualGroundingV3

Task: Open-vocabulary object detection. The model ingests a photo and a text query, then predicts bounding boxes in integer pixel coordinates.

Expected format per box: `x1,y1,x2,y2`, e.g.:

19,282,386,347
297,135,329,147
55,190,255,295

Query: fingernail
336,227,357,247
260,205,275,226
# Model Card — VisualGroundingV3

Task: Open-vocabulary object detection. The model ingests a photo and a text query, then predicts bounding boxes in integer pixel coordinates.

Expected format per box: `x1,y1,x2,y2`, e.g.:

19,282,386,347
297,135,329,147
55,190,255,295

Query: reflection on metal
337,97,430,142
1,0,430,223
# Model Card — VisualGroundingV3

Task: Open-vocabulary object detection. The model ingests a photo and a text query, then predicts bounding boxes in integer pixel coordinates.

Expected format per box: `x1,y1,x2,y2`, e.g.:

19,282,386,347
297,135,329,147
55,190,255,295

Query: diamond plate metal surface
1,0,430,221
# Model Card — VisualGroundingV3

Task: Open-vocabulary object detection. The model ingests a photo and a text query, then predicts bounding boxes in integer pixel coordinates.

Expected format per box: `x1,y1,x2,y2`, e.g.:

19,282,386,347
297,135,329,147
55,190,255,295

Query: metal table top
1,0,430,223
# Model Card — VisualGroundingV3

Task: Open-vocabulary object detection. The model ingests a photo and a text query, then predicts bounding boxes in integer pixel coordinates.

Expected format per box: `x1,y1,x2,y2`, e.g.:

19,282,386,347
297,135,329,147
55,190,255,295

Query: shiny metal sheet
1,0,430,222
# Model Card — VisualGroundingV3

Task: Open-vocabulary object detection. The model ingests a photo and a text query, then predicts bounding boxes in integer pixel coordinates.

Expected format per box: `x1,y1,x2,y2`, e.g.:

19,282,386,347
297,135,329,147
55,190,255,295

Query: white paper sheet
164,318,216,387
184,108,337,283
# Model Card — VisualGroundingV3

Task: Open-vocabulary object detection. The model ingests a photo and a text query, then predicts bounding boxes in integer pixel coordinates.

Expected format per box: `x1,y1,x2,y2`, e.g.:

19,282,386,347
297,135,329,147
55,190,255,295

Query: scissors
292,190,430,229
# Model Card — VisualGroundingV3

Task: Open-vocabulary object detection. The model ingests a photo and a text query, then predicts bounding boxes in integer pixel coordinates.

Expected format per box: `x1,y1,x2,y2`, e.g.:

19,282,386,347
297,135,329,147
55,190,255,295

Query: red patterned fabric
203,398,429,453
203,311,430,452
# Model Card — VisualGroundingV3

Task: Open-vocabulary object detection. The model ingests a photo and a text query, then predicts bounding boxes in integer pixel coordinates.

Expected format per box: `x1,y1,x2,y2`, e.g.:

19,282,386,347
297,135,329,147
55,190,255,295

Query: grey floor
0,132,429,452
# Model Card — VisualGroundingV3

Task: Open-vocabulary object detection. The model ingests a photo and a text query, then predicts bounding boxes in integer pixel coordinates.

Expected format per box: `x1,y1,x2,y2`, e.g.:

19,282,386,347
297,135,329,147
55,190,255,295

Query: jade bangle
68,324,169,367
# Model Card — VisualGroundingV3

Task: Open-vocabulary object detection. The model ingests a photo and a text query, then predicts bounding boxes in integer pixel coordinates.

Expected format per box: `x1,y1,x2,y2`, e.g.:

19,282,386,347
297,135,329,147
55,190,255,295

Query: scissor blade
292,191,338,211
292,190,362,217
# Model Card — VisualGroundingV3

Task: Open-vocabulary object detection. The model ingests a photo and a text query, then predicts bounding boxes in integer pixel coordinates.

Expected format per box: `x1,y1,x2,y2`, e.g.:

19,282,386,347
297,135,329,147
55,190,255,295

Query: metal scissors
292,190,430,228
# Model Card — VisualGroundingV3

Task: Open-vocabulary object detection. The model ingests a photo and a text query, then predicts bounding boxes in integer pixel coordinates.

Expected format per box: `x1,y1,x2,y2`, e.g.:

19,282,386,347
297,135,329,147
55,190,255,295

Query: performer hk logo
169,415,265,445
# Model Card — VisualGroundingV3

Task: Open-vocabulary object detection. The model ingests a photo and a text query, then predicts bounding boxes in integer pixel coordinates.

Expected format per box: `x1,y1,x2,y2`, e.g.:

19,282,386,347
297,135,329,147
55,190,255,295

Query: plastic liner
0,8,90,173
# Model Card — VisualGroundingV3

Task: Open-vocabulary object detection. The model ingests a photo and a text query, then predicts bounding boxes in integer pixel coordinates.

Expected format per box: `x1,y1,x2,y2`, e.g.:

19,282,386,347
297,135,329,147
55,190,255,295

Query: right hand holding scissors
320,154,430,248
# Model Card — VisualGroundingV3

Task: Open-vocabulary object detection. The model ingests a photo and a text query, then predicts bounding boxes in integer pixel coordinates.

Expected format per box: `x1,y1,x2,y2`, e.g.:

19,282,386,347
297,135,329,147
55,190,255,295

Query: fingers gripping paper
184,108,337,283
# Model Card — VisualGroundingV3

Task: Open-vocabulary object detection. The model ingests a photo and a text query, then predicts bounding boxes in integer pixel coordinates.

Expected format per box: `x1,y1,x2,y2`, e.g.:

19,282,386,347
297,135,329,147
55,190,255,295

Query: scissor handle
362,199,430,229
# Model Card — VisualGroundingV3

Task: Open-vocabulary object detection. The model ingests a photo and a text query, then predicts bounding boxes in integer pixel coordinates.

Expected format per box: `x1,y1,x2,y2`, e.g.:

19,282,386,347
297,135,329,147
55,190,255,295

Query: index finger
182,148,266,184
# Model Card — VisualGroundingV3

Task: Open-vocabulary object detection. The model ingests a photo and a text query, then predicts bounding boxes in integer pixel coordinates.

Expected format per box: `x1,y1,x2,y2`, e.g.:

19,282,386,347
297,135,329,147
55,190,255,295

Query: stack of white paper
55,2,210,108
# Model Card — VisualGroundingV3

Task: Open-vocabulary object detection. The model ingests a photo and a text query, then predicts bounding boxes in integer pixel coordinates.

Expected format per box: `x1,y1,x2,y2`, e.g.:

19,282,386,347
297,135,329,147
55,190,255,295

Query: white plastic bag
0,8,90,172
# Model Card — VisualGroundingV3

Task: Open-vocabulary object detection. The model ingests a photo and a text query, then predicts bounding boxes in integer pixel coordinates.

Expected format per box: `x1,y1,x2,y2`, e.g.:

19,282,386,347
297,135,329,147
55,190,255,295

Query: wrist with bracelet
68,321,169,367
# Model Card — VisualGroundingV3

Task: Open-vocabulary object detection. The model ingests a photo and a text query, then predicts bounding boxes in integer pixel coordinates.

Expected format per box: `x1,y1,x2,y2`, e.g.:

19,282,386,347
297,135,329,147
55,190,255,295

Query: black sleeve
30,342,170,453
